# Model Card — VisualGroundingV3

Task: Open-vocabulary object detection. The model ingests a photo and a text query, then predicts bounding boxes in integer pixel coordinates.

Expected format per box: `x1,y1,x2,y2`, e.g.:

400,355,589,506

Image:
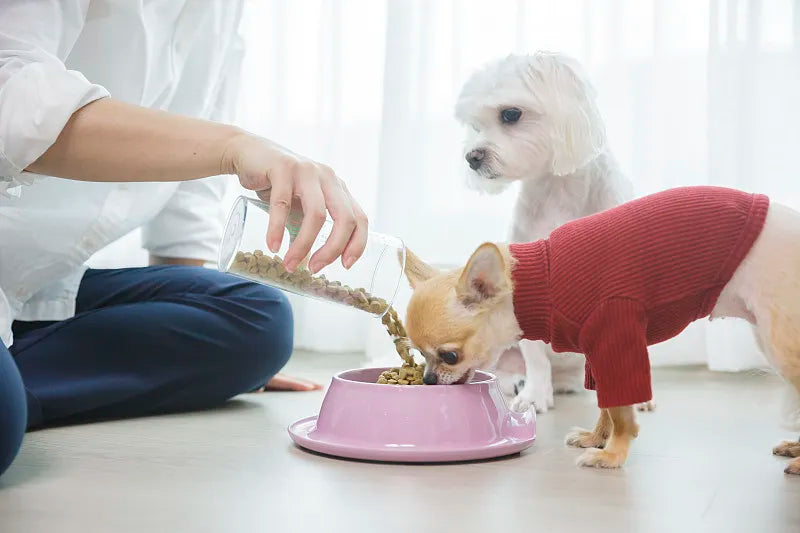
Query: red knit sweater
509,186,770,408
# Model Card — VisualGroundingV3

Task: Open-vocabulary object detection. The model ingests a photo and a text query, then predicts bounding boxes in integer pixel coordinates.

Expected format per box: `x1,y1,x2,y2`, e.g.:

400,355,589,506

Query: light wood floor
1,352,799,533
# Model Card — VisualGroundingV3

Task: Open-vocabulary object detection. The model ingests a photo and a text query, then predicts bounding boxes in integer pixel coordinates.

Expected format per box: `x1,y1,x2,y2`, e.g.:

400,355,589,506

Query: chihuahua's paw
773,440,800,457
636,400,656,412
565,427,607,449
576,448,626,469
785,458,800,475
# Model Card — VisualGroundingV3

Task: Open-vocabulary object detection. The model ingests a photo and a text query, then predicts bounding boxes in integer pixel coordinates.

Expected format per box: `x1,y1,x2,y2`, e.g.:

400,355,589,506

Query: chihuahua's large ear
403,248,439,289
456,243,509,306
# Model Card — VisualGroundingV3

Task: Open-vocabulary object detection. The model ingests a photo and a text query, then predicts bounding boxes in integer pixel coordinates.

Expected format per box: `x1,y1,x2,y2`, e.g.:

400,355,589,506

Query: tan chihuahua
403,187,800,473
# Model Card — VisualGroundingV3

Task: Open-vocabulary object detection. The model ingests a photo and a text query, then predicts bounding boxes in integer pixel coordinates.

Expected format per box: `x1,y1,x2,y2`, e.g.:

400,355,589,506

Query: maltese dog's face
454,52,606,194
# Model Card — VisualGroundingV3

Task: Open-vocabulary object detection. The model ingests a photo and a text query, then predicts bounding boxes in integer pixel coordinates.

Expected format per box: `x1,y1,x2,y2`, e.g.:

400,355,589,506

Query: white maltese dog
455,52,655,414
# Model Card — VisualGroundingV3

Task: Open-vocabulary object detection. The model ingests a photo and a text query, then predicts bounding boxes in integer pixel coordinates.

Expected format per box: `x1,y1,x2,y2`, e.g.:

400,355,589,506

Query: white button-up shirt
0,0,245,346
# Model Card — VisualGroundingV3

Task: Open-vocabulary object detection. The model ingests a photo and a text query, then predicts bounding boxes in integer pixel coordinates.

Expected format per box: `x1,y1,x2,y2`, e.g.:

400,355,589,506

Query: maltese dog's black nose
465,149,485,170
423,372,438,385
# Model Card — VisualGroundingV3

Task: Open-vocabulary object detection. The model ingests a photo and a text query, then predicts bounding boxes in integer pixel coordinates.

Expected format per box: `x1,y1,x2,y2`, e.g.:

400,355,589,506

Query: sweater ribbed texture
509,186,769,408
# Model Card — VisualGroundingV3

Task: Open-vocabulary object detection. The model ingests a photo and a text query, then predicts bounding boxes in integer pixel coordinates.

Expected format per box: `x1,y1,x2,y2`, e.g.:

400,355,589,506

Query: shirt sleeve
0,1,109,198
578,298,652,408
141,176,229,263
140,36,244,263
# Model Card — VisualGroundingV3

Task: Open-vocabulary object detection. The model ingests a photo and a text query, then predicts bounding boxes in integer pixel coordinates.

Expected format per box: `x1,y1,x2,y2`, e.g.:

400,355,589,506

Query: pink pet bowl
287,367,536,463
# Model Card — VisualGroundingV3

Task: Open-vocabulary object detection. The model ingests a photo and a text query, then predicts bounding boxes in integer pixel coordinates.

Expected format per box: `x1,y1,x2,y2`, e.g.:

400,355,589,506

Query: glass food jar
218,196,406,317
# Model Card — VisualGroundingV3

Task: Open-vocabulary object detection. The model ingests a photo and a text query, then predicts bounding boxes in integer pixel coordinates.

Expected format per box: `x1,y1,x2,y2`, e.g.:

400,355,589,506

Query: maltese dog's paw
636,400,656,412
576,448,626,469
565,427,607,449
510,386,553,414
510,393,539,413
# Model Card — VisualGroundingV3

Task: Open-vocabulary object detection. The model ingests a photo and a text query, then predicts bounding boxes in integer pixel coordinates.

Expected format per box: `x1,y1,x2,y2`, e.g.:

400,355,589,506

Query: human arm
2,2,367,271
6,76,364,272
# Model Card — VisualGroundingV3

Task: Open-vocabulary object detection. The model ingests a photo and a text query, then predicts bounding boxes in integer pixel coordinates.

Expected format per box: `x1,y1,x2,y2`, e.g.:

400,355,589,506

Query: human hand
222,134,368,272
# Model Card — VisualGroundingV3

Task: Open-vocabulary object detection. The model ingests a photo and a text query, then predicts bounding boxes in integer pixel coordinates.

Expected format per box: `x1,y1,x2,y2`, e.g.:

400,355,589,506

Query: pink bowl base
287,367,536,463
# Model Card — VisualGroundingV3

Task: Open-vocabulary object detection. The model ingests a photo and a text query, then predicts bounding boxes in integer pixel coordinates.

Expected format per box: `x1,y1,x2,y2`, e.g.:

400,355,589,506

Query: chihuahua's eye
500,107,522,124
439,350,458,365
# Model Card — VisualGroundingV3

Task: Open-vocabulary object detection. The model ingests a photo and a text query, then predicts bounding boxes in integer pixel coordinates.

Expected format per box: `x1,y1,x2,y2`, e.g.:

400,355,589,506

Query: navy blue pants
0,266,293,477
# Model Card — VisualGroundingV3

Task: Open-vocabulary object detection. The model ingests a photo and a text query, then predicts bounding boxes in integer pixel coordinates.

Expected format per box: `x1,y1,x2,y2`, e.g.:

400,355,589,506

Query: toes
773,440,800,457
576,448,625,469
510,397,534,413
785,458,800,475
510,394,550,414
564,427,606,449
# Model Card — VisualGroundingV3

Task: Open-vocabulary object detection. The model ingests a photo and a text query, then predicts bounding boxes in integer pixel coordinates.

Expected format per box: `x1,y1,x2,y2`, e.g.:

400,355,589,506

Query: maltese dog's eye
439,350,459,365
500,107,522,124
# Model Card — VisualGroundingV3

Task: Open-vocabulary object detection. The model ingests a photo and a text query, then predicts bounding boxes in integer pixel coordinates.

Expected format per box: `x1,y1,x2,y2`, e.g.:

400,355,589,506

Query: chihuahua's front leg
576,406,638,468
565,409,611,448
511,340,554,414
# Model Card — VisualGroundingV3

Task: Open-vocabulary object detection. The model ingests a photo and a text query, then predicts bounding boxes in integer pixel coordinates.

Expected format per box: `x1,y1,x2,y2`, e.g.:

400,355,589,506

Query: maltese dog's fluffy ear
531,52,606,176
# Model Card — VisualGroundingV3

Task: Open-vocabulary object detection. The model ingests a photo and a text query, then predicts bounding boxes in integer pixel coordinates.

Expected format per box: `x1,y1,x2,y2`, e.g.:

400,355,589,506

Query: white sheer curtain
91,0,800,371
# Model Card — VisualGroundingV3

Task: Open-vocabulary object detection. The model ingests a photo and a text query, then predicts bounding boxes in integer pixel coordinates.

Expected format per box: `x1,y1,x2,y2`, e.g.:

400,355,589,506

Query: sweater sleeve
579,298,652,408
584,359,596,390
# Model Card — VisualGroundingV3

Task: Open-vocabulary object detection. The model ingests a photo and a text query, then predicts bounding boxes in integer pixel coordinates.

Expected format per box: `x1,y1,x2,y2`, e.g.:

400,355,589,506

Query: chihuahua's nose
423,372,438,385
465,149,485,170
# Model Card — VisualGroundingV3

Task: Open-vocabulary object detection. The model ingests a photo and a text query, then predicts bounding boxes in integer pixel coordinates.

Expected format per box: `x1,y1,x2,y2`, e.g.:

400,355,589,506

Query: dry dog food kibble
374,311,425,384
376,361,425,385
230,251,426,385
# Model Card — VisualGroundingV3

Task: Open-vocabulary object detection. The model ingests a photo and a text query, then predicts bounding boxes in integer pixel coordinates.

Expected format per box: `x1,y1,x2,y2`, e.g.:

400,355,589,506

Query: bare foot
252,373,323,392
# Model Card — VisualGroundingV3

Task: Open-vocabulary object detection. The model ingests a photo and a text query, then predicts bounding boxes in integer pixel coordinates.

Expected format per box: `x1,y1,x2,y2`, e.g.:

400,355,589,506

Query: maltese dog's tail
781,382,800,431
